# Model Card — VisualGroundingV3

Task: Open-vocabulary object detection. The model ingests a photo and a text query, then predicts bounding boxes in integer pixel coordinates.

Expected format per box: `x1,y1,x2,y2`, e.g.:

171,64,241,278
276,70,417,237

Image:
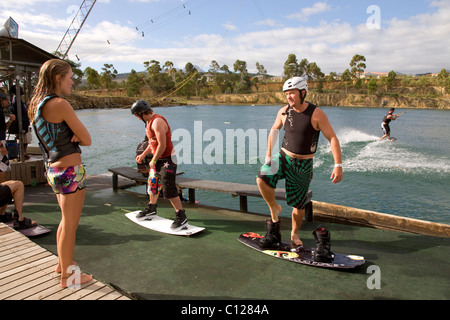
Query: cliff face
68,90,449,110
211,91,450,109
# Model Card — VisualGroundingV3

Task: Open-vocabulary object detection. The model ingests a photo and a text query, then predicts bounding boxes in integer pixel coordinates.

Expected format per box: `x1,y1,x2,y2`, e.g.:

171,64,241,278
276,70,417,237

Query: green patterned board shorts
257,150,313,209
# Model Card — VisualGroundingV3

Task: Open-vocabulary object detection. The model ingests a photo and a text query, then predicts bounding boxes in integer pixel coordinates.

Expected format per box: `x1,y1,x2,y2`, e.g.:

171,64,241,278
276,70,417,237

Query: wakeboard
5,221,51,237
238,232,365,269
125,211,205,236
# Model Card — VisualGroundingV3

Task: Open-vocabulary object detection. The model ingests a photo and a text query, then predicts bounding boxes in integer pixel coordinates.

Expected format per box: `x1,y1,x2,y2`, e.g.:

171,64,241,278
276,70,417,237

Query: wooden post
239,196,248,212
188,188,195,204
112,173,118,190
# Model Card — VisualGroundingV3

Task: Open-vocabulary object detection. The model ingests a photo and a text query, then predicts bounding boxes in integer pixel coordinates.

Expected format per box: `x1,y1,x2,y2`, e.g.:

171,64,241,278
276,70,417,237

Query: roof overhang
0,36,59,76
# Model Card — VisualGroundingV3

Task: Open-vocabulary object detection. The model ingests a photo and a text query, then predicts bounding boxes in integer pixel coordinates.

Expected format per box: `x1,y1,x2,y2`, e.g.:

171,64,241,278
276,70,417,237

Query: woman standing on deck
28,59,92,288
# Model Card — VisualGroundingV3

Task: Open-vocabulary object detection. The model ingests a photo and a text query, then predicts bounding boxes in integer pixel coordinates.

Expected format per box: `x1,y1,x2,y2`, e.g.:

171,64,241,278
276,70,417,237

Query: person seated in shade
0,179,37,229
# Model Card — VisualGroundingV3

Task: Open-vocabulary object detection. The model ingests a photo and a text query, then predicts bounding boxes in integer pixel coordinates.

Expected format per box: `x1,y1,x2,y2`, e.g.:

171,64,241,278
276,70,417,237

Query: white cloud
2,1,449,76
222,22,238,31
254,19,282,28
286,2,332,20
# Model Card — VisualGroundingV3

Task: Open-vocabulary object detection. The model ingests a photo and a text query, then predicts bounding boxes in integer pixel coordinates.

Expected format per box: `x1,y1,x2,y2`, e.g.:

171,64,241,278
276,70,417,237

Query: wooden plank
2,263,60,300
98,289,126,300
0,235,31,251
0,251,52,274
107,166,312,214
0,243,48,266
0,255,57,282
23,281,66,300
0,244,46,264
61,280,107,300
9,277,60,300
0,258,59,299
0,256,57,287
80,284,115,300
108,166,287,198
0,225,14,236
43,279,98,300
0,224,130,300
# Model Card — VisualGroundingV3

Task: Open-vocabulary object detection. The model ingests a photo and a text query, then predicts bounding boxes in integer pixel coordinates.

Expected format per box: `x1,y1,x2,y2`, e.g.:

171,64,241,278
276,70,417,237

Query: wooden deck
108,166,313,218
0,223,131,300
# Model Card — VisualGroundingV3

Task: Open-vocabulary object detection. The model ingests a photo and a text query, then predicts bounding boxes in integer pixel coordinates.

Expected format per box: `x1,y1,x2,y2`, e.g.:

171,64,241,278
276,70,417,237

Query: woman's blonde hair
28,59,72,121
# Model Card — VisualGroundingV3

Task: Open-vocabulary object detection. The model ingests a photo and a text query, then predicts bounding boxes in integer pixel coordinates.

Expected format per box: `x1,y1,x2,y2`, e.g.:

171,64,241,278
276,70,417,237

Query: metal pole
14,74,24,162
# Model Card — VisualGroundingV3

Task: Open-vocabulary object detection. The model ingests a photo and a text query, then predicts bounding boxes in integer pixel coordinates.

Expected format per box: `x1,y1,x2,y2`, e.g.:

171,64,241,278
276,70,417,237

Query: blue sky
1,0,449,75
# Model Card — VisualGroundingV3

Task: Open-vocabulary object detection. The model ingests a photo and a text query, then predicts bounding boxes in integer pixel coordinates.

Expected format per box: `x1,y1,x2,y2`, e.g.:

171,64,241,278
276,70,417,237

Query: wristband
152,159,157,163
334,164,342,168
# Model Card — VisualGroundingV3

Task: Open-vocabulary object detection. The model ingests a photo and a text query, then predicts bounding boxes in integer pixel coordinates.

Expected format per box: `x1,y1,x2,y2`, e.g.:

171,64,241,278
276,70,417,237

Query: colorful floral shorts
46,164,87,194
147,156,178,198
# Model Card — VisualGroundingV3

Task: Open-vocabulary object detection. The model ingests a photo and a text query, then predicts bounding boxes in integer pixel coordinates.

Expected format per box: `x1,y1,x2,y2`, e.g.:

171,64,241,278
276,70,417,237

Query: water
54,105,449,224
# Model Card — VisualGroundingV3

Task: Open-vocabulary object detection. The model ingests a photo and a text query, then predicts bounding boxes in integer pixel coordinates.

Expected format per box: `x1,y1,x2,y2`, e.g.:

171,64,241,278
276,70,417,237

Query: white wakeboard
125,211,205,236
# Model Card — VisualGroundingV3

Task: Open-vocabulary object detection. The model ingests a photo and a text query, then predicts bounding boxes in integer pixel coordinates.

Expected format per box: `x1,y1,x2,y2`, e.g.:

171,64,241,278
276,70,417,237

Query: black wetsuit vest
382,113,391,124
281,103,320,155
33,95,81,163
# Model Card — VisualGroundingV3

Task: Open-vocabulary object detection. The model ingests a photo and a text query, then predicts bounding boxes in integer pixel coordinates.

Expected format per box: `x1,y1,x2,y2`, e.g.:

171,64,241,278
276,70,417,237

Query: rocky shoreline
210,91,450,109
69,90,449,110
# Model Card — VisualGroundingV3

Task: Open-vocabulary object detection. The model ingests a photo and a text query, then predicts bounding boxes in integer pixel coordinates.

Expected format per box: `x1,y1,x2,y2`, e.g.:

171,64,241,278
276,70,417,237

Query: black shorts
0,184,13,207
147,156,178,199
381,123,390,135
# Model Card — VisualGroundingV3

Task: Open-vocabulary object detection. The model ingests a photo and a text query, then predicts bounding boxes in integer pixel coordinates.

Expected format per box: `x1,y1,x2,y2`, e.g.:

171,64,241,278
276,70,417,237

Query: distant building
361,72,388,79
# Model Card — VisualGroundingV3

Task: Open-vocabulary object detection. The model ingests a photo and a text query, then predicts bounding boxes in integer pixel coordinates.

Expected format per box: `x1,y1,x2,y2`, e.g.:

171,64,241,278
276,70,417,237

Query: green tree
208,60,220,86
436,68,449,95
367,78,378,94
354,78,363,90
100,63,118,89
341,69,352,93
144,60,174,94
256,62,268,82
283,54,299,79
163,61,176,82
305,61,324,80
144,60,162,76
386,70,396,89
349,54,367,79
327,72,337,82
298,58,309,77
126,69,144,97
83,67,101,89
233,59,251,93
177,62,199,97
219,64,234,93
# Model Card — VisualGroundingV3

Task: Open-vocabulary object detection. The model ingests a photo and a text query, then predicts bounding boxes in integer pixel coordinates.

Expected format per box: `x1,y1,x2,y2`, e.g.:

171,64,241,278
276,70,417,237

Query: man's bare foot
60,273,93,288
55,262,78,274
290,234,303,248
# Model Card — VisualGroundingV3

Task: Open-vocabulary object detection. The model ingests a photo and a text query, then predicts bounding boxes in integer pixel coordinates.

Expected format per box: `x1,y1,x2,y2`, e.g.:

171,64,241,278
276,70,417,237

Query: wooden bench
108,166,313,220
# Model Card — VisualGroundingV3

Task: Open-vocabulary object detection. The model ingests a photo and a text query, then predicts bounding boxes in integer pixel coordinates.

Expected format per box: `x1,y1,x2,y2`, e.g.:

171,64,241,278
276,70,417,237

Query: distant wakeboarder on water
380,108,399,141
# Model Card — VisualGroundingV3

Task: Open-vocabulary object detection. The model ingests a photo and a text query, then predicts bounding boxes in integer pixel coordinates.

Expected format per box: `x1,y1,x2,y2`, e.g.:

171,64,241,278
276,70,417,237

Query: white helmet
283,77,308,93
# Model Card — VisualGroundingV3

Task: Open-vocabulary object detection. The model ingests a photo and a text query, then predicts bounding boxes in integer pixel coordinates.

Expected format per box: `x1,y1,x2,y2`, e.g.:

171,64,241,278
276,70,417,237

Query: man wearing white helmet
256,76,343,250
